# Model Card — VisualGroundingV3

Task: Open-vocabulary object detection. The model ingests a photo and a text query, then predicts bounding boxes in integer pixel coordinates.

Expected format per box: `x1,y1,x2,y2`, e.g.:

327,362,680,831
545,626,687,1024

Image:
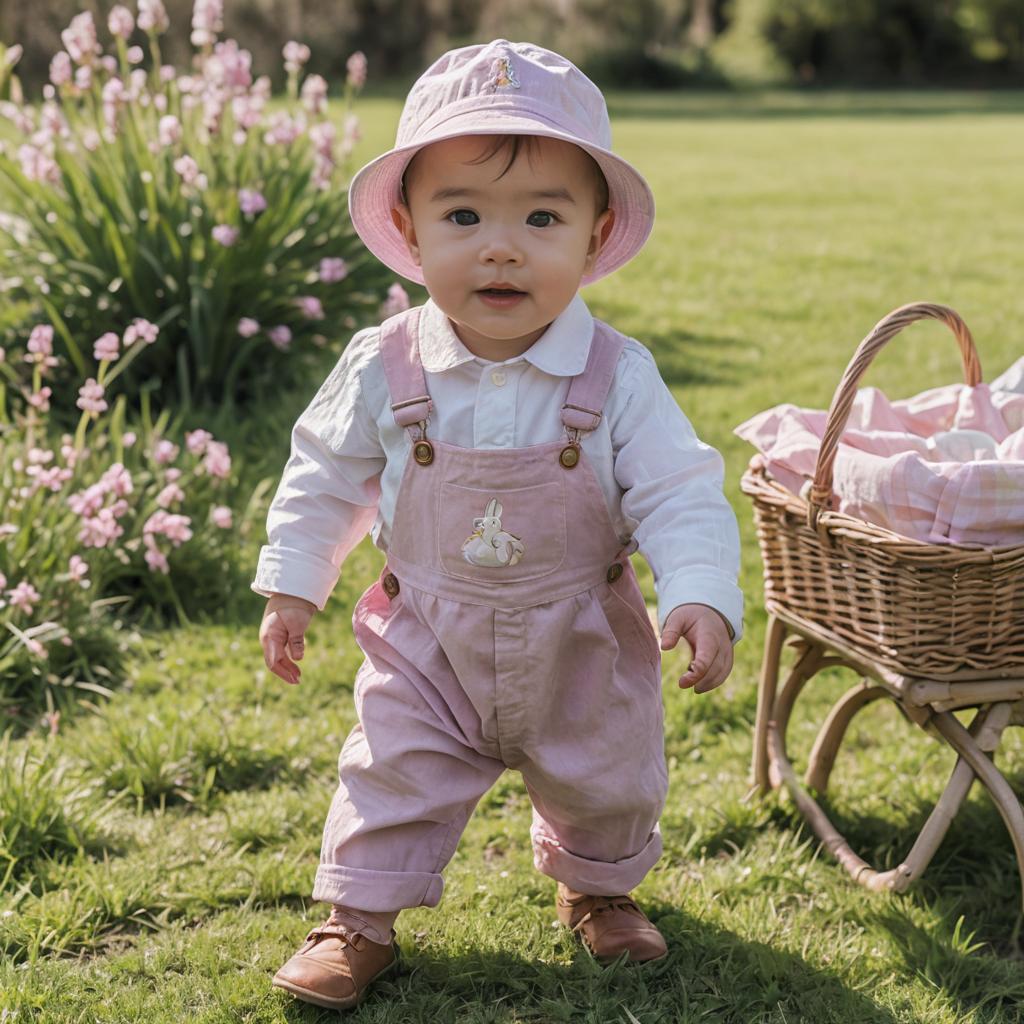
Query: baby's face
392,135,613,359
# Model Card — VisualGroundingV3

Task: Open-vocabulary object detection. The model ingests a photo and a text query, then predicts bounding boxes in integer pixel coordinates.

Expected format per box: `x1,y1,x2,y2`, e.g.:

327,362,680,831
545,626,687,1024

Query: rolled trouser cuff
312,863,444,911
531,825,662,895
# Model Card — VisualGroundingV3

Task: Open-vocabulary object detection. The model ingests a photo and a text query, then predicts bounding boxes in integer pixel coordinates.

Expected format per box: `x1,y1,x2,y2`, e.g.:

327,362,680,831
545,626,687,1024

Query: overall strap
560,321,626,434
378,306,433,429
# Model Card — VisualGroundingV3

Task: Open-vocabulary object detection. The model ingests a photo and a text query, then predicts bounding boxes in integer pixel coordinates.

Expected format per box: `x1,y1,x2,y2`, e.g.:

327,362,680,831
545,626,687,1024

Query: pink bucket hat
348,39,655,287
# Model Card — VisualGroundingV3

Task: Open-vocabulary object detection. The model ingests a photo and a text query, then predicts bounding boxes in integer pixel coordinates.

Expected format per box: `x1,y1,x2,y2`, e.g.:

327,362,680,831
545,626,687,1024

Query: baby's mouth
477,285,527,297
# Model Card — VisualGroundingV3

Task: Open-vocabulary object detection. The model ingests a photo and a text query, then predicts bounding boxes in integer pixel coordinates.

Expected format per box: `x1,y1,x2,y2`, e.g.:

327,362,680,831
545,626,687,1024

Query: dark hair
402,134,610,214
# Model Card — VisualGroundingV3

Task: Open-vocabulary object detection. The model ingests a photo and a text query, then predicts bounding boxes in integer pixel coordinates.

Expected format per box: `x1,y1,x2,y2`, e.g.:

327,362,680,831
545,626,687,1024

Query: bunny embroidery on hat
462,498,525,567
491,56,520,89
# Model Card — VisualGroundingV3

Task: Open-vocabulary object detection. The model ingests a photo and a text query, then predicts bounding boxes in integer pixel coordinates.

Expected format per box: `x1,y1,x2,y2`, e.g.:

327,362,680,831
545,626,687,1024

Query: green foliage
0,732,114,889
0,318,265,715
0,9,389,413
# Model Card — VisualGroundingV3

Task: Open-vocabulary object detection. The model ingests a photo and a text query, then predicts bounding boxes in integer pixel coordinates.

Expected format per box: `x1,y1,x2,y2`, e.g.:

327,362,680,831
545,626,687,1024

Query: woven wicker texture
741,302,1024,679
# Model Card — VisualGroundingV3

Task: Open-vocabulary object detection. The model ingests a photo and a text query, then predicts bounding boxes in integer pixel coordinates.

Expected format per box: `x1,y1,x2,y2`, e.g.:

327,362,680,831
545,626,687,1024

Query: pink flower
158,114,181,146
121,430,137,447
50,52,73,87
138,0,170,34
206,39,252,91
68,483,104,518
144,510,193,545
268,325,291,351
212,224,239,246
0,525,17,540
18,144,60,185
101,78,127,132
381,282,410,317
7,580,41,615
202,440,231,478
123,318,159,346
100,462,133,496
127,45,144,65
0,571,5,588
301,74,328,115
308,121,335,161
264,112,303,147
191,0,224,48
296,296,324,320
25,638,46,659
211,505,233,528
78,509,124,548
156,481,185,507
237,317,259,337
27,324,54,357
319,258,348,283
238,188,267,216
61,12,100,66
76,378,107,414
144,545,170,574
153,439,179,464
108,5,134,39
28,387,52,411
185,428,212,454
174,155,201,184
231,94,263,131
93,331,119,362
346,51,367,89
283,41,311,74
69,555,89,585
165,468,182,482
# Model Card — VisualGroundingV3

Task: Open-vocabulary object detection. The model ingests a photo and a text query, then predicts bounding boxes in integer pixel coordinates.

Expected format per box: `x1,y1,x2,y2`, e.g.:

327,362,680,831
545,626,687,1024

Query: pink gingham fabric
736,357,1024,546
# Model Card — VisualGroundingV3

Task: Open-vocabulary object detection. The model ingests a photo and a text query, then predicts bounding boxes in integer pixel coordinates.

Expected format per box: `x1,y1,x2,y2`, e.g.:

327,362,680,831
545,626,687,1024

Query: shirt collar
418,295,594,377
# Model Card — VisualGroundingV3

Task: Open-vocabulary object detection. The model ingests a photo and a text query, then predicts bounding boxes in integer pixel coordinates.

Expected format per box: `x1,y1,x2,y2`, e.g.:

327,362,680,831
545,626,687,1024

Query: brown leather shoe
272,923,397,1010
556,883,668,964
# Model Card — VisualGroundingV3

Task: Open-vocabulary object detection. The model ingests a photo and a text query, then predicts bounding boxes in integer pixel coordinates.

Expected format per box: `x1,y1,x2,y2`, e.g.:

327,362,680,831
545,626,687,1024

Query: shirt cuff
656,569,744,645
251,545,340,611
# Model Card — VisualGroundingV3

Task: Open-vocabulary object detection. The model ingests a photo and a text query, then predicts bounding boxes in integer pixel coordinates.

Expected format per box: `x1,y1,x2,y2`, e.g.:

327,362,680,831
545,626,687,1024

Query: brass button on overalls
606,563,623,584
382,573,401,598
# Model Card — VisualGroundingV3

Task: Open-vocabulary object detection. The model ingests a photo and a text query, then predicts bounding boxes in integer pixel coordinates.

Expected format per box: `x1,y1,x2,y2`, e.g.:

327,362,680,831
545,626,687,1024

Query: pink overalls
312,308,668,911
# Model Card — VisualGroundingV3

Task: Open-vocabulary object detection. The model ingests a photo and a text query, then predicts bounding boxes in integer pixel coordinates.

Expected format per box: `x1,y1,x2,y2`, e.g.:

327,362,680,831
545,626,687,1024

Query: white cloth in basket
735,357,1024,546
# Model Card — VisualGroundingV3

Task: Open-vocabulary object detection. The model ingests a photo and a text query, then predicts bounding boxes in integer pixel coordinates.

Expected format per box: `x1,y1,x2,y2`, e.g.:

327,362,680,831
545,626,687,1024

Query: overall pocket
438,480,566,583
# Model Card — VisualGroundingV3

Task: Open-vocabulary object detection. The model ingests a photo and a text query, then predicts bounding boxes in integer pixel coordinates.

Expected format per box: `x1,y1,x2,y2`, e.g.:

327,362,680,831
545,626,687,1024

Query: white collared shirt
253,295,743,639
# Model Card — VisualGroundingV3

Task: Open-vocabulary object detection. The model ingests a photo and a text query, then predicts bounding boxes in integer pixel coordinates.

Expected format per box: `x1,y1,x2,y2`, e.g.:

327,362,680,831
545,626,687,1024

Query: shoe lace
589,896,642,918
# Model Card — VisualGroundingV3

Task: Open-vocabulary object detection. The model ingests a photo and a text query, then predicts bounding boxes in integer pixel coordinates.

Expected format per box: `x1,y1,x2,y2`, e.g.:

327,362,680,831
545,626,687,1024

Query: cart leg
931,706,1024,912
751,615,787,792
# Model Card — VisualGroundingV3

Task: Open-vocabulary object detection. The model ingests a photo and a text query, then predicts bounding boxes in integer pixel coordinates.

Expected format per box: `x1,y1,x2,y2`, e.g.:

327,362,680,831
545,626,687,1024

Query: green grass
5,89,1024,1022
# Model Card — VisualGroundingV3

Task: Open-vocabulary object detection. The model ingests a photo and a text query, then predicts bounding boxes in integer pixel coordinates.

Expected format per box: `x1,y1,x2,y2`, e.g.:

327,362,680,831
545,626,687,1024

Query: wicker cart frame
743,302,1024,906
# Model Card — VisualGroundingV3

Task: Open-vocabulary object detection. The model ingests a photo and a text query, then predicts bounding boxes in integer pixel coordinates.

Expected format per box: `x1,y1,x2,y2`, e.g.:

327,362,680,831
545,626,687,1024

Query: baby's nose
478,229,523,265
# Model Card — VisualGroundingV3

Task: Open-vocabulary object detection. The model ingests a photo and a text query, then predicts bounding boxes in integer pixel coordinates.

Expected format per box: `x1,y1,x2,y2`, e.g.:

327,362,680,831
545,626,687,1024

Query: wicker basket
741,302,1024,679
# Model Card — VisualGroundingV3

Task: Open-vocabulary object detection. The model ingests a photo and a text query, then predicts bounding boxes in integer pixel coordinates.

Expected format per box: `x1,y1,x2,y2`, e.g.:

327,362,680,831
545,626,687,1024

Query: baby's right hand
260,593,317,685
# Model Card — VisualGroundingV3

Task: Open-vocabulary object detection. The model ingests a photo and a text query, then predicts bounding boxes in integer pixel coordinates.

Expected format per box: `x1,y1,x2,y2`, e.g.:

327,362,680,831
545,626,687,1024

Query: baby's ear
391,204,421,266
584,208,615,275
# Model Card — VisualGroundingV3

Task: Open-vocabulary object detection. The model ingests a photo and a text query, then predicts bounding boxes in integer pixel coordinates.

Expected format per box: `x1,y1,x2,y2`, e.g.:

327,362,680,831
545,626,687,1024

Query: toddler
254,39,743,1011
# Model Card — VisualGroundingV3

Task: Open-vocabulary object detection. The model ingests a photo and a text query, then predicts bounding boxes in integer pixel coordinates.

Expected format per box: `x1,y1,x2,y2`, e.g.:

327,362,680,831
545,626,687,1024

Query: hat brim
348,114,655,288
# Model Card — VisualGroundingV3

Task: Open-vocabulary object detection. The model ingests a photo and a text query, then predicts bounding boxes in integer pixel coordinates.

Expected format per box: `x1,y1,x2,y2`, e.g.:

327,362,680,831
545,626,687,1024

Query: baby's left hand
660,603,734,694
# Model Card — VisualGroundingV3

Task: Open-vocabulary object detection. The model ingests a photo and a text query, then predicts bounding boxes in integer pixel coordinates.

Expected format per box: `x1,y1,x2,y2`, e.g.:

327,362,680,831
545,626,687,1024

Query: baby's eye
448,209,479,226
526,211,557,228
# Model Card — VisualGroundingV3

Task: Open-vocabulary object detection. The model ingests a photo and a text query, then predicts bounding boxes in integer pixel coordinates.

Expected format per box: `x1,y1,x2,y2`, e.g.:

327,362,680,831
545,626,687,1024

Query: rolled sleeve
612,343,744,643
251,330,385,608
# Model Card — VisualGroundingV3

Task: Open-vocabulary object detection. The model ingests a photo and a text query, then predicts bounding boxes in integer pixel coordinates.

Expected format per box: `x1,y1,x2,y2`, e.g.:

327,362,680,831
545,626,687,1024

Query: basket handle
808,302,983,528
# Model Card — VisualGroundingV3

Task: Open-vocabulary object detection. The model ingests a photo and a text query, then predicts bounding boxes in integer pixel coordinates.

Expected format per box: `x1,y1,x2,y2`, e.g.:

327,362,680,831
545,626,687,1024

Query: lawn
4,88,1024,1023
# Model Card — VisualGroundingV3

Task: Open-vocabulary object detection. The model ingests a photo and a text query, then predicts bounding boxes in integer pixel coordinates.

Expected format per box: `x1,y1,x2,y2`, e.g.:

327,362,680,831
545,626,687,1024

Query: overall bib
312,308,669,911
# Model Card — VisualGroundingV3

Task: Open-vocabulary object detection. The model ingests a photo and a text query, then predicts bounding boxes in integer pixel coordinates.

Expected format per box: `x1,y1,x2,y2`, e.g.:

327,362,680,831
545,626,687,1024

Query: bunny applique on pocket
461,498,525,568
